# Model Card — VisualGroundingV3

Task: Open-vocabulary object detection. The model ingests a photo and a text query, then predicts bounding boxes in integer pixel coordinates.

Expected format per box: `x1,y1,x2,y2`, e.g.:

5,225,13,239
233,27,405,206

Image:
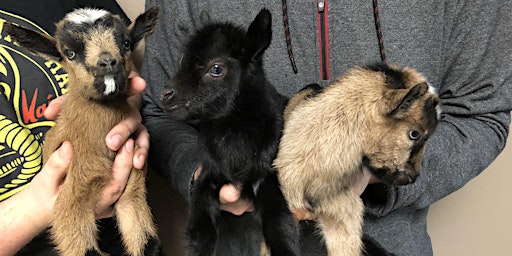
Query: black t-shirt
0,0,128,202
0,1,129,255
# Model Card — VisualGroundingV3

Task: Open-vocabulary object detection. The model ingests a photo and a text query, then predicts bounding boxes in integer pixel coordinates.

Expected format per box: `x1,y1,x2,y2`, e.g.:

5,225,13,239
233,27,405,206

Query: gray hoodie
141,0,512,255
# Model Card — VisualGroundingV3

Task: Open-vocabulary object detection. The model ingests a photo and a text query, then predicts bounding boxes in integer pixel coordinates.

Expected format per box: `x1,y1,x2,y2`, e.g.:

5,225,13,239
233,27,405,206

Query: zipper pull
317,0,325,12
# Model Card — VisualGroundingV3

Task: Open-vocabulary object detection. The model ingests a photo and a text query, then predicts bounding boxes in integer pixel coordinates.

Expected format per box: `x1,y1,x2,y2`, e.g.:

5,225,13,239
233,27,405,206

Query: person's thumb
43,141,73,184
219,184,241,204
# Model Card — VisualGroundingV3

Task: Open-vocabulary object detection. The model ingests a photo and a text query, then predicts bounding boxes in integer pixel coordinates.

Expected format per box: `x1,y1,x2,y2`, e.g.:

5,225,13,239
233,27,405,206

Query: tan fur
274,65,439,255
6,8,159,256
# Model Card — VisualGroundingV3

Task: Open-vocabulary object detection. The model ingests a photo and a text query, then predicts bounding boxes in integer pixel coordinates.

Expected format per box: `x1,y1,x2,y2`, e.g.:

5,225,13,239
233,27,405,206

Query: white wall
117,0,145,21
428,133,512,256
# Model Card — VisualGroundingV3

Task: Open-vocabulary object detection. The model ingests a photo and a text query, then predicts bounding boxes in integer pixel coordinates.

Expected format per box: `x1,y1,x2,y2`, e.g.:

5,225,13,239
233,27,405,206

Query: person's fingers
193,166,202,181
43,96,66,121
40,141,73,188
219,184,241,204
105,109,142,151
132,125,150,170
220,199,255,216
352,166,373,196
30,141,73,213
95,139,135,219
219,184,254,215
127,71,146,97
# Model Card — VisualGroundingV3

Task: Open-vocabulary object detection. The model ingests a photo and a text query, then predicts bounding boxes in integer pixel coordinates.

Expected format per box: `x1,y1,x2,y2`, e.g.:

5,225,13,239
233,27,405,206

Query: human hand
45,71,149,170
0,142,72,255
22,141,73,227
193,166,255,216
352,166,376,196
219,184,255,216
105,72,149,170
94,138,138,219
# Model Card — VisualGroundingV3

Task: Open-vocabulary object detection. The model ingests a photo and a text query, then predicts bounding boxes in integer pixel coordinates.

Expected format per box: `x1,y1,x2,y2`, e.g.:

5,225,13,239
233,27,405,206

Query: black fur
301,83,323,98
3,24,60,61
130,7,160,49
364,63,406,89
162,9,299,256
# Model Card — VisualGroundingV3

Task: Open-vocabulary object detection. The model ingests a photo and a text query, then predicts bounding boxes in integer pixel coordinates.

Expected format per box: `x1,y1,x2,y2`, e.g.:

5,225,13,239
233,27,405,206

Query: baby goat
161,9,300,256
274,64,440,255
5,7,159,256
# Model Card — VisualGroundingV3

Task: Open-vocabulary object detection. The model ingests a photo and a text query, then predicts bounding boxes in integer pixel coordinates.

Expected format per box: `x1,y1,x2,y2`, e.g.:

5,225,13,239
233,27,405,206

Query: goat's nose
163,89,174,99
97,53,118,71
162,89,176,104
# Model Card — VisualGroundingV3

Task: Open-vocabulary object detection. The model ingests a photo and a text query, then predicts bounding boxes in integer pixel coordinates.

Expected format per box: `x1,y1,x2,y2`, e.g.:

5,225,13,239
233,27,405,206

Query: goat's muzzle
97,53,121,75
362,156,420,186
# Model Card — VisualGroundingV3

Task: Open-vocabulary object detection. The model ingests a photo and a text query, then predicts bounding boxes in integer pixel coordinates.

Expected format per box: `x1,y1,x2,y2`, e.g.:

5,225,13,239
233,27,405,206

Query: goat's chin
386,171,418,185
163,105,195,123
362,157,418,186
91,72,127,98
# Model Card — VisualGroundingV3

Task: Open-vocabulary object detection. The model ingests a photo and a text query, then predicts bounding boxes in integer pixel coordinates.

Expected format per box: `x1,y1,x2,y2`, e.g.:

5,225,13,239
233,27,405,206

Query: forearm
141,0,201,201
143,109,200,201
0,187,51,255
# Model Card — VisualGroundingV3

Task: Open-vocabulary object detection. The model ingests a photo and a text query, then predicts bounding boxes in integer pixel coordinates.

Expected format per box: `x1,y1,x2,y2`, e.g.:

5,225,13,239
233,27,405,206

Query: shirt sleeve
363,0,512,216
140,0,203,201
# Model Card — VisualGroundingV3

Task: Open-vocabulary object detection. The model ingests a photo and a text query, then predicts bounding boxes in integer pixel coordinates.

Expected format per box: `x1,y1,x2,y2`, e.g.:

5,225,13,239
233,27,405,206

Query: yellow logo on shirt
0,11,67,201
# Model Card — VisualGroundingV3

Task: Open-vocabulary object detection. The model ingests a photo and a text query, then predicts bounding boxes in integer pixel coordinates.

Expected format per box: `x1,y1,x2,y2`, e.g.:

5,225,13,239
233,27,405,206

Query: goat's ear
244,8,272,61
199,10,211,26
4,23,60,61
129,6,159,47
388,82,429,118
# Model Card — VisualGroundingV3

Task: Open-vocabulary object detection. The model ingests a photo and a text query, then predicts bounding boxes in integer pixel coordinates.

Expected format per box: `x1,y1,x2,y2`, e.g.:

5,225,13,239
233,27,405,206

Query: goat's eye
208,64,224,77
123,40,132,50
409,130,421,140
65,50,76,60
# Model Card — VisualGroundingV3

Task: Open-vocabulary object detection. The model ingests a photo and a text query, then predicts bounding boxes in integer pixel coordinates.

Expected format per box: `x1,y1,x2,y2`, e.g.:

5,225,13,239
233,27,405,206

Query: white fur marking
427,83,437,95
428,83,442,119
104,75,116,95
66,8,109,25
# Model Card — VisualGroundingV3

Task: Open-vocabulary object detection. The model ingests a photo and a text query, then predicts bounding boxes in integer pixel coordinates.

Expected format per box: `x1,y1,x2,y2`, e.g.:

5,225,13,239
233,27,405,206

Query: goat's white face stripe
104,75,116,95
67,8,109,24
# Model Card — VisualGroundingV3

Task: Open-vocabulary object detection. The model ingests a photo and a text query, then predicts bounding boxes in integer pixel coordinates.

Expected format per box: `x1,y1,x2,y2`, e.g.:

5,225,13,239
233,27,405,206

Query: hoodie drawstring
281,0,298,74
373,0,387,63
281,0,387,74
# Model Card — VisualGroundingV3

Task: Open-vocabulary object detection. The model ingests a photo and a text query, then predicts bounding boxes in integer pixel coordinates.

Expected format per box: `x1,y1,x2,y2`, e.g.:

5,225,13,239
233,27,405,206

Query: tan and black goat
274,64,440,255
5,7,160,256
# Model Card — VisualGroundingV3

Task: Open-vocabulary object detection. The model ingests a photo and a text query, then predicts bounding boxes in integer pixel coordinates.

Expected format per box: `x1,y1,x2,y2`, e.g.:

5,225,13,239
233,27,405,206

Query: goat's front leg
185,178,220,256
316,192,364,256
115,168,157,256
256,172,300,256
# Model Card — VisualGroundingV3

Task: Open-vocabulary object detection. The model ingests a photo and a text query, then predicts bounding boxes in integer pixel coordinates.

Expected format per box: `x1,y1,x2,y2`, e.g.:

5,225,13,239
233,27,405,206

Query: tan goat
274,64,440,255
5,7,159,256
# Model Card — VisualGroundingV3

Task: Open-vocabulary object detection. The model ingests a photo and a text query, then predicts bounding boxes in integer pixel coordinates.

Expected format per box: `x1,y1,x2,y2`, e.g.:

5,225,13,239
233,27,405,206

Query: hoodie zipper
317,0,330,80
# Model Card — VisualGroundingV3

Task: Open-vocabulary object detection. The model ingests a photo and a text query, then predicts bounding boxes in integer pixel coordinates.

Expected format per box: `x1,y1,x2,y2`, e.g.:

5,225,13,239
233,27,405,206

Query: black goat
161,9,300,256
